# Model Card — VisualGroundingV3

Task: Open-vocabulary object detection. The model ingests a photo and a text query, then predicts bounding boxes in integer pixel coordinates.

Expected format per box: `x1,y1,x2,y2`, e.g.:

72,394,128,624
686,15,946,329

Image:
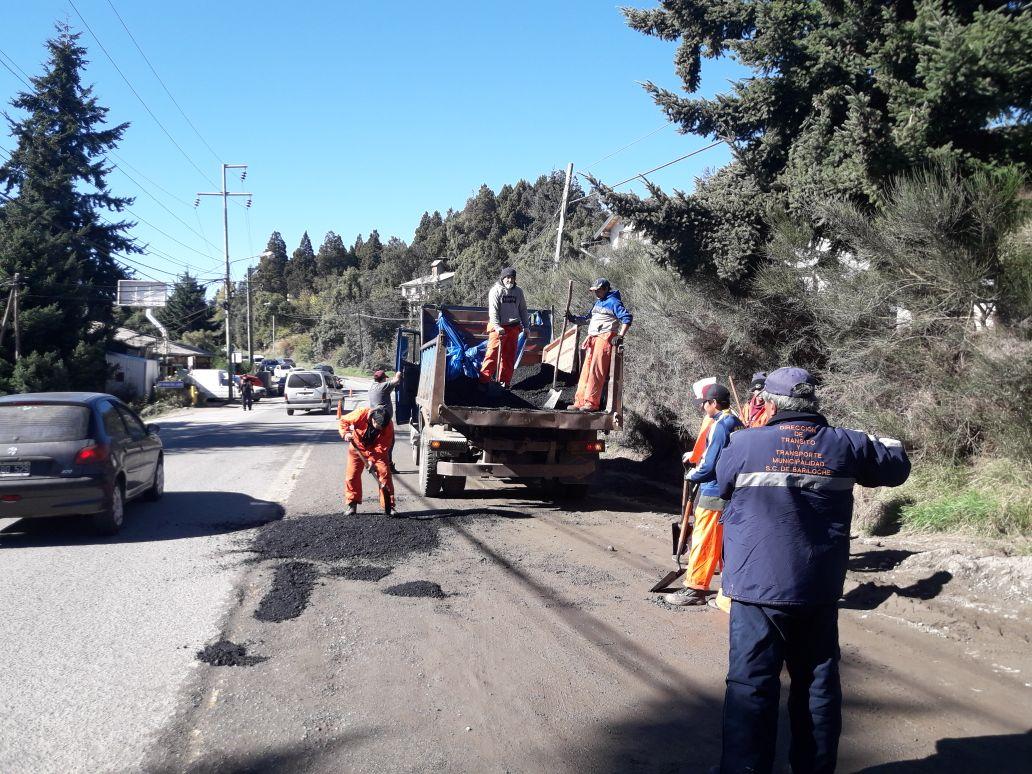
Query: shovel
649,477,700,592
543,279,575,409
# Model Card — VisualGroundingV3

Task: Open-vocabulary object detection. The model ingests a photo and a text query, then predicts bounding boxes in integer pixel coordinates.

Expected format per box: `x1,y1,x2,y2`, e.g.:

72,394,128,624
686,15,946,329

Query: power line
583,121,674,169
67,0,219,189
108,150,195,208
0,47,32,89
104,0,222,163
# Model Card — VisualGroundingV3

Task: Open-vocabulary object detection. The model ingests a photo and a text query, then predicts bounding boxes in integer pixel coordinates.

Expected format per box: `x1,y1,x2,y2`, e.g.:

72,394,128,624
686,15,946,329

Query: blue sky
0,1,744,289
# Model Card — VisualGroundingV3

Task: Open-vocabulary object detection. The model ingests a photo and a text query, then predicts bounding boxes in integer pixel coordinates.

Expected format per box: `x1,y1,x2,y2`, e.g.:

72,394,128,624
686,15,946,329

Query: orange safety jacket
338,407,394,459
687,415,715,465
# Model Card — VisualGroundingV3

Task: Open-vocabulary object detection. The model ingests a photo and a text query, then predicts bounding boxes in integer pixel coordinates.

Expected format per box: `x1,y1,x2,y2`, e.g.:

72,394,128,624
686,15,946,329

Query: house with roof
586,214,649,252
400,259,455,315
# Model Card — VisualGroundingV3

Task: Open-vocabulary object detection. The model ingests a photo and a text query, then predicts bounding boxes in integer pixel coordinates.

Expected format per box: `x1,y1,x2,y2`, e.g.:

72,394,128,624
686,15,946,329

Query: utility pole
12,272,21,362
271,313,276,354
198,164,252,400
245,266,254,368
553,163,574,266
0,279,13,351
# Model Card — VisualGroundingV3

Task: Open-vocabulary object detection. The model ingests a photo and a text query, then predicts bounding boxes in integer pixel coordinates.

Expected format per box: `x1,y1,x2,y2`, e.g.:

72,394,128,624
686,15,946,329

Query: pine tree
356,229,384,270
254,231,288,295
316,231,348,277
157,272,211,335
0,26,135,392
595,0,1032,283
285,231,316,296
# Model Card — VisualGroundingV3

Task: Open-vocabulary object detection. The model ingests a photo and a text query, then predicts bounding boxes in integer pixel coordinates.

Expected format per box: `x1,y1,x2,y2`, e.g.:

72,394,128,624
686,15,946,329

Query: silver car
284,371,343,415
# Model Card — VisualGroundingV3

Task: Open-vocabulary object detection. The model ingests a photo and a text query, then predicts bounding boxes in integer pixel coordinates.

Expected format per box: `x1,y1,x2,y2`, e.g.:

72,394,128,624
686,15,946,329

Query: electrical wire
68,0,219,189
0,48,32,89
582,121,674,170
104,0,221,163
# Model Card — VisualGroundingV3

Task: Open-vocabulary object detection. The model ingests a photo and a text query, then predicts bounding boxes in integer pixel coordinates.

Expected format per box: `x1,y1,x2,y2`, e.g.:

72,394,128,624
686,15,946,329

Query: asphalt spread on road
383,580,447,598
196,640,267,667
328,564,393,581
254,561,319,622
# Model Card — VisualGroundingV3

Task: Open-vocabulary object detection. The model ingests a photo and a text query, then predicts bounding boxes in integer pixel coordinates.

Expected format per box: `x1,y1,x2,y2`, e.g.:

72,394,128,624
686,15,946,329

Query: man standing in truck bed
479,267,531,389
567,278,633,412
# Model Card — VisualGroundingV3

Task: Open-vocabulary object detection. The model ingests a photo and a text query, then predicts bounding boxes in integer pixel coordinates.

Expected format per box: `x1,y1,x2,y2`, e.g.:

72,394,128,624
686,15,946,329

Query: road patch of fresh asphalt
329,564,393,581
196,640,267,667
252,513,440,563
383,580,446,598
254,561,319,622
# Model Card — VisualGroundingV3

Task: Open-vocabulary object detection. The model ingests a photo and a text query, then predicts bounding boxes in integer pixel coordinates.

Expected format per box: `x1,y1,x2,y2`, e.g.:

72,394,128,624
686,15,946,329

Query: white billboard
116,280,168,308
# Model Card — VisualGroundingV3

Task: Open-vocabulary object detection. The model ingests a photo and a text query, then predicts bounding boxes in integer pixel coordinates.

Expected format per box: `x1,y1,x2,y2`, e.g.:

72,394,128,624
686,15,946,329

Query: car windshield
287,372,323,388
0,404,91,443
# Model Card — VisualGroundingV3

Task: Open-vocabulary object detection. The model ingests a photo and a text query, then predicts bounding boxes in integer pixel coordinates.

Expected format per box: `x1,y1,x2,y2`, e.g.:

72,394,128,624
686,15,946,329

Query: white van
284,370,343,415
187,369,231,401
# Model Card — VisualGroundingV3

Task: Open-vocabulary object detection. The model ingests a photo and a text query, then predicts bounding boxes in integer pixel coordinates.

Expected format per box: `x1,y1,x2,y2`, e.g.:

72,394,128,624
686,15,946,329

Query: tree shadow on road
0,491,283,548
857,730,1032,773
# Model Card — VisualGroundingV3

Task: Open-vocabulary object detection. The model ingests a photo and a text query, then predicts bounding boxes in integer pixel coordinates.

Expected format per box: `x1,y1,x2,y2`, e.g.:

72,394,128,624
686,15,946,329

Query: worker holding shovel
664,382,742,606
339,405,396,517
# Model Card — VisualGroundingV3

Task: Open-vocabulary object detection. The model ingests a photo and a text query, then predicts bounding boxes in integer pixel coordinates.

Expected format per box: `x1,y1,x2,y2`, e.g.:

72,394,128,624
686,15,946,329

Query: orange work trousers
479,323,521,385
573,331,617,410
344,446,394,509
684,506,723,590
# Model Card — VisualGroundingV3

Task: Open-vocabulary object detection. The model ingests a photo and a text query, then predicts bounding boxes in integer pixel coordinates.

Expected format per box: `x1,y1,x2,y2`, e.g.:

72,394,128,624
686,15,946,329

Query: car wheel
144,457,164,501
287,408,294,416
92,480,125,536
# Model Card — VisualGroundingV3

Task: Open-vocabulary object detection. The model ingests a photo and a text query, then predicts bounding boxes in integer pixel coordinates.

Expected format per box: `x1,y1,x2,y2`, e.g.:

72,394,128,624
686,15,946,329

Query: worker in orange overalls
665,382,742,606
479,267,530,388
338,405,396,517
566,278,633,411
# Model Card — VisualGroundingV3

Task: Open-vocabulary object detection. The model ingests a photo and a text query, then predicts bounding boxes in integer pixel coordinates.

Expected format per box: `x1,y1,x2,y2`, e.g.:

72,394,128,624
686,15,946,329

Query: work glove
612,335,624,346
565,312,576,324
343,432,353,442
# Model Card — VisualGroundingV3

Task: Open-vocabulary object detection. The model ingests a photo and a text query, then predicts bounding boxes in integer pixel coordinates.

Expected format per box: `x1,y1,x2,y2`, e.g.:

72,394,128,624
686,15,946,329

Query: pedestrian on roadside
339,405,396,517
664,382,741,607
713,367,910,773
368,367,402,474
240,377,254,412
567,278,632,412
479,267,531,389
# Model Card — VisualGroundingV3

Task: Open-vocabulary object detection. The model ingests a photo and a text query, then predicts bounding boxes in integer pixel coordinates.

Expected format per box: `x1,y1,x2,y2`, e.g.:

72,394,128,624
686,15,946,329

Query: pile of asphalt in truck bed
444,363,579,410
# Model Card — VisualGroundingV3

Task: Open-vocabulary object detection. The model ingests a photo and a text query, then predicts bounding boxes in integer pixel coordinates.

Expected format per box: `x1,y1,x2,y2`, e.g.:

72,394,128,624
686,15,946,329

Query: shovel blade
650,568,686,593
542,389,562,409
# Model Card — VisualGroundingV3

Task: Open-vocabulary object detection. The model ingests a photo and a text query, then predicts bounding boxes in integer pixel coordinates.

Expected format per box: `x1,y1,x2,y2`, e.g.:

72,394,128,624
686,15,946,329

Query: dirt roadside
145,448,1032,773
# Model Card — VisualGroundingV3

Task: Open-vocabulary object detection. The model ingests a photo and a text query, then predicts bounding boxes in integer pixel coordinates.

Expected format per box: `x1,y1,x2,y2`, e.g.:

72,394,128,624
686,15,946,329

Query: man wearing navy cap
566,278,633,412
714,367,911,773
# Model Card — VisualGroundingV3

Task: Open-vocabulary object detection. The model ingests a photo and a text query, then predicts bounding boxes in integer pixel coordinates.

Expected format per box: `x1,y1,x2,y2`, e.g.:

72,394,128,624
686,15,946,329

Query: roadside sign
116,280,168,308
231,352,243,363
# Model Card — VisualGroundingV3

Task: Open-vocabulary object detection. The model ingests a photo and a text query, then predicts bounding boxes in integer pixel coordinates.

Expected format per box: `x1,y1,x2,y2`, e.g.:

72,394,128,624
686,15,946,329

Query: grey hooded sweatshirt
487,282,531,329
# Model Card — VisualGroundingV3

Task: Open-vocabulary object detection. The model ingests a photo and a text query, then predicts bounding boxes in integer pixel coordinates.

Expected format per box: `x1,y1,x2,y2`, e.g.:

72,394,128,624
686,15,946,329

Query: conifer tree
254,231,288,295
285,231,317,296
157,272,211,334
0,26,135,392
316,231,348,277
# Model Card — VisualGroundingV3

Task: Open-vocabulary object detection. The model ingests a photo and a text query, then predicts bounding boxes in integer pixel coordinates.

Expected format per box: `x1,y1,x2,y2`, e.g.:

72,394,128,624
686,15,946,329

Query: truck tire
418,432,442,497
441,475,466,497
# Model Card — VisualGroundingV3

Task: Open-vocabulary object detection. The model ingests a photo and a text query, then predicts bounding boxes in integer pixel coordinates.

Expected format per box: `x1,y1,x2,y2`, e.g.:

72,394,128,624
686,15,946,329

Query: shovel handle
675,481,699,562
551,280,575,391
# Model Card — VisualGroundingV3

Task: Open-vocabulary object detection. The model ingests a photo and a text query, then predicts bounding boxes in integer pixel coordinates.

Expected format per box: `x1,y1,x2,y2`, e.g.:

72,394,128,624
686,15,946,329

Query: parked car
272,362,294,396
312,364,335,375
0,393,163,535
233,374,267,399
259,358,280,372
281,358,296,368
186,368,232,401
284,370,344,415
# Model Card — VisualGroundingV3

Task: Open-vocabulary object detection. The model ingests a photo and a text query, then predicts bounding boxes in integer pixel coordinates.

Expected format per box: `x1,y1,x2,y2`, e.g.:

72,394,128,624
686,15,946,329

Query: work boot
344,504,357,517
663,588,709,606
384,504,401,518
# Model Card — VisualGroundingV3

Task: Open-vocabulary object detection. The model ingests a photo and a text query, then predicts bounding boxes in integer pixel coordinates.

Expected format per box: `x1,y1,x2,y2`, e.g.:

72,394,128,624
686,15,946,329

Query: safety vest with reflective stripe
714,410,911,606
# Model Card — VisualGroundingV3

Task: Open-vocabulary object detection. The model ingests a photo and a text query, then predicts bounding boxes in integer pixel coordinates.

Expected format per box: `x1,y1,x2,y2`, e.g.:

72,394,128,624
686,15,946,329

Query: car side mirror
146,424,161,435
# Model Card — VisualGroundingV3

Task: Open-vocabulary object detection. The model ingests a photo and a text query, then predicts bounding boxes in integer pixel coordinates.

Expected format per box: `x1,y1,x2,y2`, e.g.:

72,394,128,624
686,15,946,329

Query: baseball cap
750,372,767,391
764,367,818,397
694,383,731,406
589,277,610,291
372,369,386,380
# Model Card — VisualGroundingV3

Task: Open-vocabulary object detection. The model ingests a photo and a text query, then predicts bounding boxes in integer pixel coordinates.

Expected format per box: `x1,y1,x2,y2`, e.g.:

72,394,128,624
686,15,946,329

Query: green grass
896,457,1032,537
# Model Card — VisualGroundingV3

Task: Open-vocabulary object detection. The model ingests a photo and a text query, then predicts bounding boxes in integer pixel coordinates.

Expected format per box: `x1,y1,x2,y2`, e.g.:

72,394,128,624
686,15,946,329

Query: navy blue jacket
715,411,911,606
688,409,742,502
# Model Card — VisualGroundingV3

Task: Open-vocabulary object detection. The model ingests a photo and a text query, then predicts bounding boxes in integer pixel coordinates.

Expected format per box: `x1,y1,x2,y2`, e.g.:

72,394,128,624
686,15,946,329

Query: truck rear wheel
441,475,466,497
418,433,442,497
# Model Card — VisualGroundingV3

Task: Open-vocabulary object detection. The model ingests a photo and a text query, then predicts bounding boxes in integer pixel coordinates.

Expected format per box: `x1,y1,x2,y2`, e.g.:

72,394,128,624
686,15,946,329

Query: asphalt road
0,398,335,774
3,396,1030,773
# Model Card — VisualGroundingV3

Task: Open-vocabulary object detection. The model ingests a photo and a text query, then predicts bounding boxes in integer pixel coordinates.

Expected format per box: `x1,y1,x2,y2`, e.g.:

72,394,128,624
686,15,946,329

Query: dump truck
394,304,624,499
